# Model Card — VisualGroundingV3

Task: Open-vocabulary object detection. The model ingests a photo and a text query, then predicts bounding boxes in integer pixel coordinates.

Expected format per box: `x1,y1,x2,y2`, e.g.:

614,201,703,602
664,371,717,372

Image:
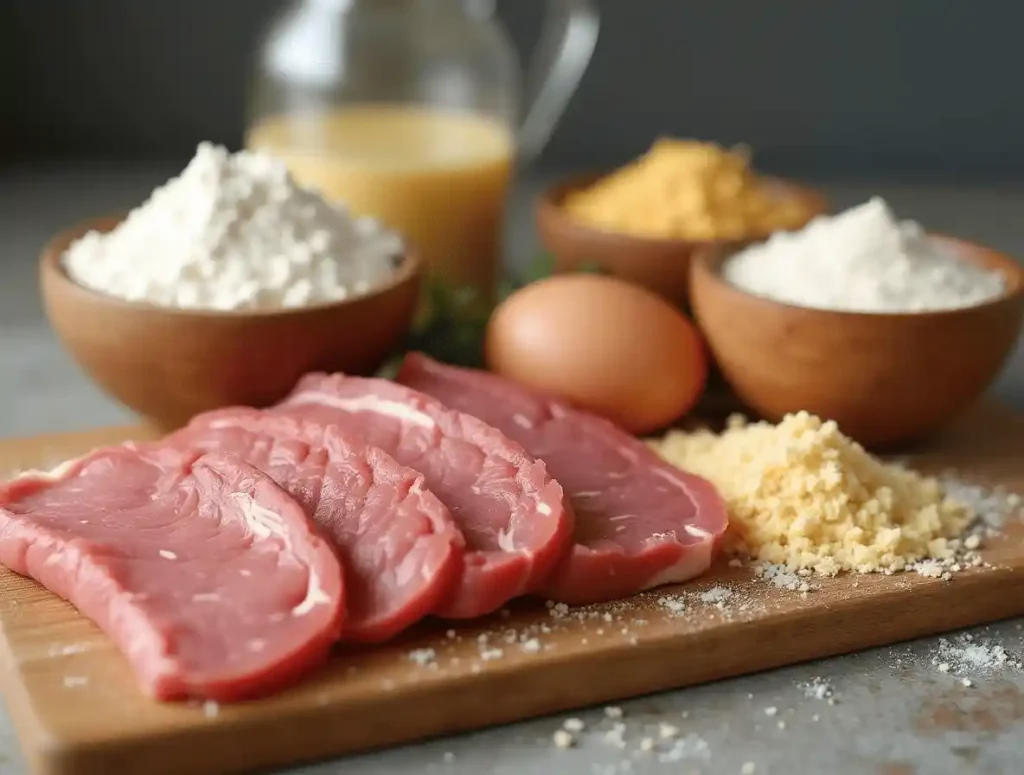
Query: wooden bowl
535,171,827,308
40,215,421,431
690,236,1024,448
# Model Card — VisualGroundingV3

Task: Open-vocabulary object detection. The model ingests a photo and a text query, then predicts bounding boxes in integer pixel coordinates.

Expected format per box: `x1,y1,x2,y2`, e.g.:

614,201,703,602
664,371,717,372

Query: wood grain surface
1,403,1023,775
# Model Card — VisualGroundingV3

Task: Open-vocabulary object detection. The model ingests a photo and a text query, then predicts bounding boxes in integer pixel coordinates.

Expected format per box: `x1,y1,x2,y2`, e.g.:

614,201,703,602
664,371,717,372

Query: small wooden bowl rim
537,170,829,249
692,234,1024,322
40,213,422,320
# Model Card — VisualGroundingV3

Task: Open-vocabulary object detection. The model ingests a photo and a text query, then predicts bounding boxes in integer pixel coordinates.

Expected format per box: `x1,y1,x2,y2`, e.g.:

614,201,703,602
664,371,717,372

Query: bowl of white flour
40,143,422,430
690,198,1024,448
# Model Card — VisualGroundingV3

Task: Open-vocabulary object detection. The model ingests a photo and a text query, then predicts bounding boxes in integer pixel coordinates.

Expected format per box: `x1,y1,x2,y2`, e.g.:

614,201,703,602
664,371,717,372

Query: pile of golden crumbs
649,411,979,576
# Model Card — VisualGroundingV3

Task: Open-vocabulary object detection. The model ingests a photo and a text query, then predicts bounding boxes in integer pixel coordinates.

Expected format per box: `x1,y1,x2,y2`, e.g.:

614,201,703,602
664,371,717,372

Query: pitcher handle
516,0,600,164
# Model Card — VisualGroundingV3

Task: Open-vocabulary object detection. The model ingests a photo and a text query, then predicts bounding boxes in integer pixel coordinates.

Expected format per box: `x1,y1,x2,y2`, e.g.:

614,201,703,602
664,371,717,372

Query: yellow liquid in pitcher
247,106,515,296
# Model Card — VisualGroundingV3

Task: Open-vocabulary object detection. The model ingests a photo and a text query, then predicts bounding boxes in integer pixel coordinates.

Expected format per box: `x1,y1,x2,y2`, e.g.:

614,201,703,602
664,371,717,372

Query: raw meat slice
396,353,729,604
0,448,343,702
166,410,463,641
273,373,573,619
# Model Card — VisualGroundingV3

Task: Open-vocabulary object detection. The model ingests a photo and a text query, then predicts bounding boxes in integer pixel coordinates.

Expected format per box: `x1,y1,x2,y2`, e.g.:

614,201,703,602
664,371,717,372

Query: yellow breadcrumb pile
649,411,972,575
562,138,814,241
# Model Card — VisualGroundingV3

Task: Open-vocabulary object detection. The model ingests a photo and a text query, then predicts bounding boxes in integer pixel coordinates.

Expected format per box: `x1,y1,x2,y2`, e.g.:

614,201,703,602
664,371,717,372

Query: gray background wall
3,0,1017,179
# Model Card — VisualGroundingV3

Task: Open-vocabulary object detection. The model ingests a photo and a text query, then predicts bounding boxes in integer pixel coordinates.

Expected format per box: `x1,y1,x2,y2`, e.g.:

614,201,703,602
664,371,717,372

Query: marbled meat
166,410,464,642
273,373,573,619
0,448,344,701
397,353,729,604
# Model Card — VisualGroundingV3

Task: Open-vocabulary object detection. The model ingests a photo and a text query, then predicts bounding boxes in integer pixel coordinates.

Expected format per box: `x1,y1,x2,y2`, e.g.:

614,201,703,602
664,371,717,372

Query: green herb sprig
379,256,605,376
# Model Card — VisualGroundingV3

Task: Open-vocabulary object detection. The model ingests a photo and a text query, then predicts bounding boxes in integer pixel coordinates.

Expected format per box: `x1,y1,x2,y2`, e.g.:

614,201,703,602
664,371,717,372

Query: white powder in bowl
721,197,1007,313
63,142,404,311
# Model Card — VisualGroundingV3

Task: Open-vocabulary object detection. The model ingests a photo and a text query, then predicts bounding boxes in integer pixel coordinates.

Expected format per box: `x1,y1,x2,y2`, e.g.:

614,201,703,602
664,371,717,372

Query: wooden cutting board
2,402,1024,775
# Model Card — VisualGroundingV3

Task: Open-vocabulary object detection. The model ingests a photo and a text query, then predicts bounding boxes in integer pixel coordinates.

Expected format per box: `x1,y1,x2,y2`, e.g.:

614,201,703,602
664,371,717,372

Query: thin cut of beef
0,448,343,702
396,353,729,605
166,410,463,642
273,373,573,619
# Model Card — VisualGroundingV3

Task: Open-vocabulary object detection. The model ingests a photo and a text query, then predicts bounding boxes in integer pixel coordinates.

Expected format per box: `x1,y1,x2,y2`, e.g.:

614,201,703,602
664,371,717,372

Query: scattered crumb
777,720,786,730
638,737,656,752
657,595,687,615
962,678,973,687
699,585,734,606
563,717,585,733
407,648,437,667
798,677,834,701
443,752,455,763
605,706,624,719
764,706,778,717
549,602,571,619
202,700,219,718
479,648,504,661
913,559,946,579
48,643,89,658
62,675,88,689
445,629,457,640
521,638,542,654
658,722,680,739
755,563,813,592
658,734,711,763
553,729,575,748
604,722,627,748
931,634,1022,676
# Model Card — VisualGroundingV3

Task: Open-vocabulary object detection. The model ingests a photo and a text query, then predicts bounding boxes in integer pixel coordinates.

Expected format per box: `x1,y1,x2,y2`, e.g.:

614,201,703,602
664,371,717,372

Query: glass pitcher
246,0,599,298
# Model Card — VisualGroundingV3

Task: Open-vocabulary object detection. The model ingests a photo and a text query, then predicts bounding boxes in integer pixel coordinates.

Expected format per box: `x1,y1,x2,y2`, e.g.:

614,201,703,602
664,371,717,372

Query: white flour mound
723,197,1006,313
63,142,403,311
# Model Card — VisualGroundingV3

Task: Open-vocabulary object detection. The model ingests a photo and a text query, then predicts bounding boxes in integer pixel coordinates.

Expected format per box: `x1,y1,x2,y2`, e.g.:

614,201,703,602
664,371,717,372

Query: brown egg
486,274,707,434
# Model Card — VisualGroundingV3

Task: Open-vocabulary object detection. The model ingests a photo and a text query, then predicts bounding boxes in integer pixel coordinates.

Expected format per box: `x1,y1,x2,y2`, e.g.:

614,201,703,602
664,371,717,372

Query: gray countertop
1,164,1023,775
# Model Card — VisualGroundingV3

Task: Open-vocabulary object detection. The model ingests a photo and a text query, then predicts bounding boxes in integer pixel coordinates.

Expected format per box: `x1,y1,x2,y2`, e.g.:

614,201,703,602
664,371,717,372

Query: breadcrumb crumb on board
650,409,1023,583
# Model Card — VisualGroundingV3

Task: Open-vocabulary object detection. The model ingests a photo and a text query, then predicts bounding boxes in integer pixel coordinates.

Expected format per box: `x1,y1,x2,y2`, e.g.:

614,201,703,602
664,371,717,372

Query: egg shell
485,273,707,434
